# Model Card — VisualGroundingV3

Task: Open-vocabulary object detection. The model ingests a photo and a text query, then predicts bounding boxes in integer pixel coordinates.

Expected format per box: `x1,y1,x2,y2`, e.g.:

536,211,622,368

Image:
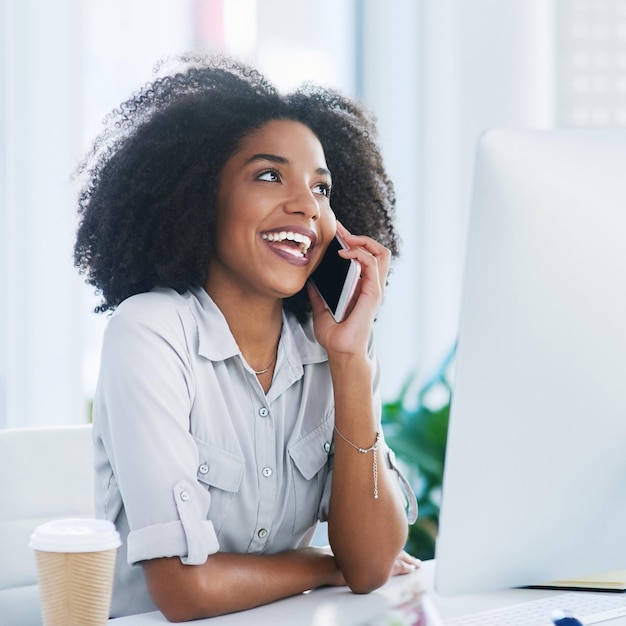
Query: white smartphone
310,234,361,322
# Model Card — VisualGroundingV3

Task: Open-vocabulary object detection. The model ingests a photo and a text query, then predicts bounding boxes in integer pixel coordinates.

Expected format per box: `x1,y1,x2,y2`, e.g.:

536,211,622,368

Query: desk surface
9,562,626,625
107,560,626,625
108,568,433,625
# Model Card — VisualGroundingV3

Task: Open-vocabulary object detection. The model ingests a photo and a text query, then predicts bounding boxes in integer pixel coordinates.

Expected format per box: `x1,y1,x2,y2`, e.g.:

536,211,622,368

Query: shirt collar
189,287,328,366
188,287,239,361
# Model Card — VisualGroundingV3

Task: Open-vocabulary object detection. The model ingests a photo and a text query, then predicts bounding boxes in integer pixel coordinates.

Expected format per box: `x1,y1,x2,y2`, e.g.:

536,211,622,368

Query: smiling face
205,119,337,307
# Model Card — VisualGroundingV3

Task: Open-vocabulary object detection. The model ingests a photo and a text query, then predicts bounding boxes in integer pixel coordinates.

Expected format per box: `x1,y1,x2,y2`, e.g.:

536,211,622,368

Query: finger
337,233,390,293
337,221,388,262
399,552,422,568
338,246,384,300
391,557,420,576
341,232,388,259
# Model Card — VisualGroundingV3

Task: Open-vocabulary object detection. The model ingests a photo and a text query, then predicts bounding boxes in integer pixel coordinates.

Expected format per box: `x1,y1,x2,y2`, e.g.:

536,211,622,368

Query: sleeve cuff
385,447,418,524
127,519,219,565
127,479,220,565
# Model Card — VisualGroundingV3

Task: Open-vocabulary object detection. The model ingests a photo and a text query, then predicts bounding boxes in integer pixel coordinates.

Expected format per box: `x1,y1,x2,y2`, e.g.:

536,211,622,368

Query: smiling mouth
261,231,312,258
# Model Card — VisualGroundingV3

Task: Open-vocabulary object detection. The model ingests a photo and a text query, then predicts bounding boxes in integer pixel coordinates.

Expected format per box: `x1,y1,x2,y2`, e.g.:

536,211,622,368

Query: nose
283,185,320,220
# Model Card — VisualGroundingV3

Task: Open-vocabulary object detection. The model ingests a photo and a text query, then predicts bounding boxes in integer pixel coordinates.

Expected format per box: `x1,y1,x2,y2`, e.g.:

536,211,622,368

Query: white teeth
262,231,312,255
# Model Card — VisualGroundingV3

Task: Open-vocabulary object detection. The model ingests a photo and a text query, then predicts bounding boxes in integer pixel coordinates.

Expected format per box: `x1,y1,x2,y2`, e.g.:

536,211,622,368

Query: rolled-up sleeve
127,481,219,564
95,294,219,565
385,446,418,524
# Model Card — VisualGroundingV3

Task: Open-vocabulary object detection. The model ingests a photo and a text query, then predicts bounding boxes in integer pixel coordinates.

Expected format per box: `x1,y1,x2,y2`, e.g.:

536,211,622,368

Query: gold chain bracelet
334,426,381,499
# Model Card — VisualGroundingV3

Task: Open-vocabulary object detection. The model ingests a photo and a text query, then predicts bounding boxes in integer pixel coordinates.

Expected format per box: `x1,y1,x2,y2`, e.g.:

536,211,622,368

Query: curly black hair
74,55,398,320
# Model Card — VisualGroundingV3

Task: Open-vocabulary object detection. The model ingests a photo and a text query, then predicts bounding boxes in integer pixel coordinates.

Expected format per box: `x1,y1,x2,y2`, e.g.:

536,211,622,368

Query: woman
74,55,418,622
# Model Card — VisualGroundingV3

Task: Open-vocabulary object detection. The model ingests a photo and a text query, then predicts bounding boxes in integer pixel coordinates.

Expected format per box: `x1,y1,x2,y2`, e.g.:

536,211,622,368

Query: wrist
327,351,374,380
299,547,342,587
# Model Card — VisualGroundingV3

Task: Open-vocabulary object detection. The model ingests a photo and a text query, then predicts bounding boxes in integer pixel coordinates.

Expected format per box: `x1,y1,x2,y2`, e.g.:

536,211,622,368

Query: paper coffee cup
29,518,121,626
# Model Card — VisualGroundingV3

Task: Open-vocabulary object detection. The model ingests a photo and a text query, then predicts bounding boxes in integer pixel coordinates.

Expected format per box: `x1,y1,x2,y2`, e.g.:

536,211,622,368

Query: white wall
360,0,555,399
1,0,86,428
358,0,423,399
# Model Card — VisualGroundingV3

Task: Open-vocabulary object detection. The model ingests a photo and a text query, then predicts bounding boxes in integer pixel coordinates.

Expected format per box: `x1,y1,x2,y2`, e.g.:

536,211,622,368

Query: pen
551,609,584,626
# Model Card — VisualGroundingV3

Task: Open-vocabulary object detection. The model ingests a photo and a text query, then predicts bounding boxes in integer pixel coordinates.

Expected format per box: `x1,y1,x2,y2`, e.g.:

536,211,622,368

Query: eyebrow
245,153,332,179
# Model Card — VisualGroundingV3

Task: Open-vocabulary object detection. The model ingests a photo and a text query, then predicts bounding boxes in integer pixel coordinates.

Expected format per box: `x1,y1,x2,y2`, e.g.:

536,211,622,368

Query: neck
204,285,283,374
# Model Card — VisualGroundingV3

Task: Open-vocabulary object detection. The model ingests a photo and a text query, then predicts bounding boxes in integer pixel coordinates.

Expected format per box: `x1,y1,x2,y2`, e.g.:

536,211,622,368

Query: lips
261,228,315,259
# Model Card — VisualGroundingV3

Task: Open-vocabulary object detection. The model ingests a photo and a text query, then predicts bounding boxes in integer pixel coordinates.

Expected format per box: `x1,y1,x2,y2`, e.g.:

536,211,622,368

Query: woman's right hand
308,221,391,360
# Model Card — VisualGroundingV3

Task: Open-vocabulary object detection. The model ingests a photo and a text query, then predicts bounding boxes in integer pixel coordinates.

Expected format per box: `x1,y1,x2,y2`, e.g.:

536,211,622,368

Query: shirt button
180,490,190,502
324,442,331,453
262,467,273,477
199,463,209,475
259,407,269,417
257,528,268,538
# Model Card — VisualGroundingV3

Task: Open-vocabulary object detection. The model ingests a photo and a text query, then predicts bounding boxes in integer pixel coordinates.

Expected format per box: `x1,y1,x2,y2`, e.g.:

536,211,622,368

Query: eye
313,182,332,198
257,169,281,183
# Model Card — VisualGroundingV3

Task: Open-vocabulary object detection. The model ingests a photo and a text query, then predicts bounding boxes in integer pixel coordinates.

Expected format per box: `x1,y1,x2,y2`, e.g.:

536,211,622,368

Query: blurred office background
1,0,625,429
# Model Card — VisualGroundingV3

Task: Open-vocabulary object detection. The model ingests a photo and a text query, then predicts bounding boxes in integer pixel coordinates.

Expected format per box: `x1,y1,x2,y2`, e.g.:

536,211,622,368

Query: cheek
320,207,337,238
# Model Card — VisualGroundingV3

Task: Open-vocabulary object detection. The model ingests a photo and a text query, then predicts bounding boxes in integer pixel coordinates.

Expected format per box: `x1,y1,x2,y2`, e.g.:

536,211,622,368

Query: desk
108,561,626,625
108,566,435,625
429,562,626,624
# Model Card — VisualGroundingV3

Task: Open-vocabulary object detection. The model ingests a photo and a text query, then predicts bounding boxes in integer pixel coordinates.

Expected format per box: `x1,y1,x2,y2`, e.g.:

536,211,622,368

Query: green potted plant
382,345,456,560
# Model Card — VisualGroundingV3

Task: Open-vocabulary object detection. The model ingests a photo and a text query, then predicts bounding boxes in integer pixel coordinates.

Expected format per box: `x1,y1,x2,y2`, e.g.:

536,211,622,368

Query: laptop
435,129,626,609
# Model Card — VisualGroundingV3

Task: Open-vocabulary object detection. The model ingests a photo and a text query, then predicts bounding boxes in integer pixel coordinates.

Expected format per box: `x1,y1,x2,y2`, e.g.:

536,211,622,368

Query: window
557,0,626,127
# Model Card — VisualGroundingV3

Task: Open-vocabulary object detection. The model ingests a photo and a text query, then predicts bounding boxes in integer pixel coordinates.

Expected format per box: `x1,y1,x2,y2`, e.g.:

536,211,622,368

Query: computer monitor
435,128,626,596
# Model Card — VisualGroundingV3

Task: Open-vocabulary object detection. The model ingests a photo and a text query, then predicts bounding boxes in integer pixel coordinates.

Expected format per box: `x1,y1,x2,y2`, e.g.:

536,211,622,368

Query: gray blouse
92,287,416,617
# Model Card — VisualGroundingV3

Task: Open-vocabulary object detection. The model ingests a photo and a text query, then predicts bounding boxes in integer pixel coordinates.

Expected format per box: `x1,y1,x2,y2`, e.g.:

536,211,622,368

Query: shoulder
113,287,188,317
104,288,198,345
112,288,196,323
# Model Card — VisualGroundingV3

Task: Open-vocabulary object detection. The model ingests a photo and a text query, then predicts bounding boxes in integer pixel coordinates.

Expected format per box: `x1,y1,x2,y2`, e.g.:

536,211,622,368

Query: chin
277,284,307,300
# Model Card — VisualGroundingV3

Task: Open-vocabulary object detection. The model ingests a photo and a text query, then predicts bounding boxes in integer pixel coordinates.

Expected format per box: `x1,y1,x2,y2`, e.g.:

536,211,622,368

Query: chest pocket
288,416,334,535
194,438,245,535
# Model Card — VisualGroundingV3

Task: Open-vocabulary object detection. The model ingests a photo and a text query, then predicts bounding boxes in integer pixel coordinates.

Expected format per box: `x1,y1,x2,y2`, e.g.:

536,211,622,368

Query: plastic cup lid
29,518,121,553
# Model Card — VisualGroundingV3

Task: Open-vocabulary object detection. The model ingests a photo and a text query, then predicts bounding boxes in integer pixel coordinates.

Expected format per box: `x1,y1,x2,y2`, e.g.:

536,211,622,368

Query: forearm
143,548,341,622
327,354,409,592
